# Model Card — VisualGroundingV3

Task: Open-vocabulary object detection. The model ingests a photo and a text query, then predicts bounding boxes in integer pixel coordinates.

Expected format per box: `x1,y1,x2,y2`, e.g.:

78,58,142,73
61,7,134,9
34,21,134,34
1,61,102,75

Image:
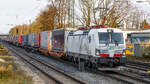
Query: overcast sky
0,0,48,34
0,0,150,34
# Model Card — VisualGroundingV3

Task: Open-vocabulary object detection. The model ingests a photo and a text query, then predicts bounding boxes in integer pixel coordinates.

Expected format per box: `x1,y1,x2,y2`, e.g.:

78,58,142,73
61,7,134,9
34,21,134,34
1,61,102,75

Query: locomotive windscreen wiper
114,40,119,46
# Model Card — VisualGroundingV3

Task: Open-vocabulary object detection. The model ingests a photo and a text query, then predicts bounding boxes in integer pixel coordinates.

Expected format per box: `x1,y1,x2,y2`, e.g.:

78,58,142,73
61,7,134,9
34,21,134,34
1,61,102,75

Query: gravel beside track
7,46,86,84
10,50,46,84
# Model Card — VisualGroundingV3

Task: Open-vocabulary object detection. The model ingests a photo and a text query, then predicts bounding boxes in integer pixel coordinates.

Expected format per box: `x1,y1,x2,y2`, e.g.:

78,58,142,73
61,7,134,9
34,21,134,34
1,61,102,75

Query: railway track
22,49,149,84
126,61,150,71
24,48,141,84
92,68,150,84
110,71,150,83
3,42,150,84
7,45,86,84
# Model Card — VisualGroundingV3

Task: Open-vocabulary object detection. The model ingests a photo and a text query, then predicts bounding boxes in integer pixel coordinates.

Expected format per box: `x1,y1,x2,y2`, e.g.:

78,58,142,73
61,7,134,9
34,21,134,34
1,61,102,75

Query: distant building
0,34,9,39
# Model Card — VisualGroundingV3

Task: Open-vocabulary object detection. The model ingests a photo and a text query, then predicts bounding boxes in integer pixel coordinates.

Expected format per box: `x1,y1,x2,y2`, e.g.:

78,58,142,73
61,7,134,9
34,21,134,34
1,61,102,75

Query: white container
40,31,52,50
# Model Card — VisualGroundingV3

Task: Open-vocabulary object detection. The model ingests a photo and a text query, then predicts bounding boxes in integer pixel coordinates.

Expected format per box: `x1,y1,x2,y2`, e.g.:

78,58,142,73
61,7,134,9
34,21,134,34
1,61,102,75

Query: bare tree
77,0,131,28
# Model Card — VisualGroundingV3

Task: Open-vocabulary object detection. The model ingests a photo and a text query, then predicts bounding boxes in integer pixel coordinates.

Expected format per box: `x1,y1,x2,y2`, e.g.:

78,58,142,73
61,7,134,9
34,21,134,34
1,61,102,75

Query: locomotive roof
92,28,123,32
69,28,123,36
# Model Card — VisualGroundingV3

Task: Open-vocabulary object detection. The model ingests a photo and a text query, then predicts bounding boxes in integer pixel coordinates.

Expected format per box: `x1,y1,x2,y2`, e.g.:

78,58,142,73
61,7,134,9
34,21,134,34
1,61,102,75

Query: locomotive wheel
109,62,114,68
78,58,85,72
87,61,92,68
92,63,98,71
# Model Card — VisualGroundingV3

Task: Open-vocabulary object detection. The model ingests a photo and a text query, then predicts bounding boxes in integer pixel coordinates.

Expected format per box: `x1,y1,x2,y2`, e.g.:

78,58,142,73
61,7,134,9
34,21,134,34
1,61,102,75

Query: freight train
5,26,126,71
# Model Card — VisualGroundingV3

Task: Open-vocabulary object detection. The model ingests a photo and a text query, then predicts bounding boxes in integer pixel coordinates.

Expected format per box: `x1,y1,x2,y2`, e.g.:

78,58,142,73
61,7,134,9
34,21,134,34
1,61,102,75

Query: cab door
88,34,95,55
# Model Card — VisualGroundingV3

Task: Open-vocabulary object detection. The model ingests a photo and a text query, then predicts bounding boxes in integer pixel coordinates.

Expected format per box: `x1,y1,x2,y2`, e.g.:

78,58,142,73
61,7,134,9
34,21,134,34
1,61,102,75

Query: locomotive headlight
122,50,126,56
95,49,100,56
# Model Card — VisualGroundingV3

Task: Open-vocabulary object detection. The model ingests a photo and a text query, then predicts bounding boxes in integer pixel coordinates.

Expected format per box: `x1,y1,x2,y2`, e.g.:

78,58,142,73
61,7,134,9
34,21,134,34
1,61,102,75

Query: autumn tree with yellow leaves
9,25,29,36
10,0,72,35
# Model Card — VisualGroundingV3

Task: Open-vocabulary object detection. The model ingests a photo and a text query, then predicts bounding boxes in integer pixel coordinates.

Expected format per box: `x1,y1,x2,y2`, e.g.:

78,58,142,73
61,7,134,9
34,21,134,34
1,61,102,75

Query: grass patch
0,70,33,84
0,44,33,84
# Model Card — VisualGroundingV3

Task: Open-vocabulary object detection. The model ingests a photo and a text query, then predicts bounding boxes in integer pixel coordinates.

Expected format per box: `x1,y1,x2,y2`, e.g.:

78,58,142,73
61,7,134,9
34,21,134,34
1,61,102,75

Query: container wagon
49,28,77,58
39,31,52,55
22,35,28,48
33,33,40,51
26,34,34,51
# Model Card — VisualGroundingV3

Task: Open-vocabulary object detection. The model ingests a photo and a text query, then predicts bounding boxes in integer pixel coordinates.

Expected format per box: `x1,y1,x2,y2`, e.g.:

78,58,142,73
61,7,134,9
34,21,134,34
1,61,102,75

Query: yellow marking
147,71,150,74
